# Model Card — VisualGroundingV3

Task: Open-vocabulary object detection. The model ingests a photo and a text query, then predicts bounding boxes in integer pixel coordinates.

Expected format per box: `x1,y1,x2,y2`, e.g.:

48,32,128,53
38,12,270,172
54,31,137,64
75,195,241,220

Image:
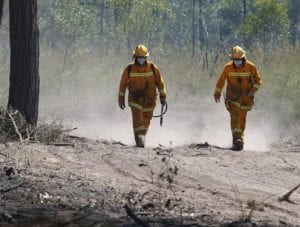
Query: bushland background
1,1,300,226
0,0,300,148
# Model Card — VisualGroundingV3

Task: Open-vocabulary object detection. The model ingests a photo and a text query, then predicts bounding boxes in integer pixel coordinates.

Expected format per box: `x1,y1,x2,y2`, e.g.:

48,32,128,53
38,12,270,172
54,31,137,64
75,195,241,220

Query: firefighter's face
136,57,146,65
233,59,243,67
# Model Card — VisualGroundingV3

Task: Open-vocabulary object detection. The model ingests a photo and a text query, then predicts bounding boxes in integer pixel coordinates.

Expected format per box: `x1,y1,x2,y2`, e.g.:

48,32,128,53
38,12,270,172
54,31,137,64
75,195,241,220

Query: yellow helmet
133,44,149,57
229,46,246,59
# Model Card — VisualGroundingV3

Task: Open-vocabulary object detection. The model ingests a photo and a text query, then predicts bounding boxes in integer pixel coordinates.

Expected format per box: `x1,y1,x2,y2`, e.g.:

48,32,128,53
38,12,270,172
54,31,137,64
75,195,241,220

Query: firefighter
118,44,167,148
214,46,262,151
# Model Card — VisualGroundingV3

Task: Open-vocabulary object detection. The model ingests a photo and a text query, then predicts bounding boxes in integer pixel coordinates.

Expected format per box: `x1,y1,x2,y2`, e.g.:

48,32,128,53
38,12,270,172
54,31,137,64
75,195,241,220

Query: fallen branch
68,135,87,140
279,183,300,203
49,142,75,147
112,141,127,146
2,109,24,143
63,127,78,133
0,152,7,157
0,182,26,193
124,204,150,227
59,213,92,226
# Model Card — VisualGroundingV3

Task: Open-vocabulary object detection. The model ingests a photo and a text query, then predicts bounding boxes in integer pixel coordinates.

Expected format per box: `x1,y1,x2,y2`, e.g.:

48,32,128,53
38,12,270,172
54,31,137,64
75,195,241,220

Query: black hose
152,102,168,118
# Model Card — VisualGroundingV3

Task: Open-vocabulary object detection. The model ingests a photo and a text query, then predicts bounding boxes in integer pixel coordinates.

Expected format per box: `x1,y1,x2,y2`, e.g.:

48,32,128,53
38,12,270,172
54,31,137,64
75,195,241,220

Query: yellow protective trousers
229,103,248,141
131,107,153,138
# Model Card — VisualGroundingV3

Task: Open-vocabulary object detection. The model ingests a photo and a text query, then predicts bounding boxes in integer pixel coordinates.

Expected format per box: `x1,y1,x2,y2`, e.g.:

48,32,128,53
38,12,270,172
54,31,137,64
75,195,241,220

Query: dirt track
0,137,300,226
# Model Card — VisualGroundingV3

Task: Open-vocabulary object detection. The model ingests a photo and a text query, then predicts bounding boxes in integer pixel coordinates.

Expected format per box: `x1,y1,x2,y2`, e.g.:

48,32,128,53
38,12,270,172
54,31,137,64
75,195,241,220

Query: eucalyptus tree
238,0,289,51
8,0,39,125
288,0,300,48
0,0,3,25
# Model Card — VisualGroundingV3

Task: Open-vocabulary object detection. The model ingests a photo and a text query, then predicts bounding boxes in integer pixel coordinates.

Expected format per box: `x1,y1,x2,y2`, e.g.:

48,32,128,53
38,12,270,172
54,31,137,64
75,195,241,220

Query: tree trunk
0,0,4,25
8,0,39,125
191,0,196,56
242,0,247,19
198,0,205,50
288,0,299,48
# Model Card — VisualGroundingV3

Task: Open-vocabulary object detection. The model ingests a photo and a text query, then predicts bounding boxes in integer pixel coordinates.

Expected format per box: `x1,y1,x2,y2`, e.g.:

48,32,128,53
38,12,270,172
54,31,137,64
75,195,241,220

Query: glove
248,89,255,98
118,96,125,110
160,96,166,105
214,92,221,103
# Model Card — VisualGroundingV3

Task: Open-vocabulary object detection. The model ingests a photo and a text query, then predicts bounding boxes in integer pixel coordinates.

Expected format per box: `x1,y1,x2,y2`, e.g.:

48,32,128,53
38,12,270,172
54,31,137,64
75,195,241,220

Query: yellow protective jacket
119,61,166,112
215,60,262,110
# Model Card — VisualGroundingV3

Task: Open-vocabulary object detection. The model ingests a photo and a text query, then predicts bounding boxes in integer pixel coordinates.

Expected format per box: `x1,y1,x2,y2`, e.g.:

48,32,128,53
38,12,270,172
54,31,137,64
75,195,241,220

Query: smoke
43,91,282,151
38,50,298,151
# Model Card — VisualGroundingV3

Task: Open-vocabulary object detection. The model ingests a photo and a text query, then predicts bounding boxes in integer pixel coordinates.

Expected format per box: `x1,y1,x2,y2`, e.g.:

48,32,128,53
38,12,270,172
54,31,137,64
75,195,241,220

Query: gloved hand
160,96,166,105
248,89,255,98
118,96,125,110
214,92,221,103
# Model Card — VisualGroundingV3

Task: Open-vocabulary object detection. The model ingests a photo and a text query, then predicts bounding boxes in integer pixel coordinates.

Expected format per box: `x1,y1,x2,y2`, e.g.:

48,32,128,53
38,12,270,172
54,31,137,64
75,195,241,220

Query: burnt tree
0,0,4,25
8,0,39,125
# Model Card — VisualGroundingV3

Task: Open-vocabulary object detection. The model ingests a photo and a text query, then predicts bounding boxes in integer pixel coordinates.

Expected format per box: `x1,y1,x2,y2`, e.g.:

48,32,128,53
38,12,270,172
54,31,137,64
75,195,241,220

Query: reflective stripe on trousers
229,104,247,140
131,106,153,137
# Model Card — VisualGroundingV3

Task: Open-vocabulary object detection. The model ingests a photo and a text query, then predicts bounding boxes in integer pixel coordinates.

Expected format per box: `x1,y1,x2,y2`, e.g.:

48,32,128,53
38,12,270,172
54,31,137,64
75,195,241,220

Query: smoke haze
35,50,300,151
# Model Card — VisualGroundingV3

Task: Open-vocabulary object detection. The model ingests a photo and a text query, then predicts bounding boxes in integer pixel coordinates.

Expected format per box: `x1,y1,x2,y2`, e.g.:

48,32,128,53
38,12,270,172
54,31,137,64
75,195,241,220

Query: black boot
232,138,243,151
135,135,145,148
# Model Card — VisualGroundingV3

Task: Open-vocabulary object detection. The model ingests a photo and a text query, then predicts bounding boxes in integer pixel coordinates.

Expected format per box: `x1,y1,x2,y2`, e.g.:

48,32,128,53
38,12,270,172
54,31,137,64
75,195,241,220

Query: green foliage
36,0,298,54
238,0,289,48
218,0,244,38
34,121,70,144
121,0,172,48
0,106,71,144
30,0,300,123
39,0,98,46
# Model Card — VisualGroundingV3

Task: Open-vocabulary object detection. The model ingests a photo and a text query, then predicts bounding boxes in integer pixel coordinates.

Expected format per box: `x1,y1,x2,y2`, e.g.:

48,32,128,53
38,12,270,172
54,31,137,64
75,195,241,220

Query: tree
8,0,39,125
192,0,196,56
0,0,4,25
288,0,300,48
198,0,206,50
238,0,288,51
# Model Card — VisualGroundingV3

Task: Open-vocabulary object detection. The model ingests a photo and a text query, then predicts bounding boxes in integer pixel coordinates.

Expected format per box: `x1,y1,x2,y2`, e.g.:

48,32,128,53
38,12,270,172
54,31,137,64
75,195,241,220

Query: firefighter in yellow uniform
118,45,167,148
214,46,262,151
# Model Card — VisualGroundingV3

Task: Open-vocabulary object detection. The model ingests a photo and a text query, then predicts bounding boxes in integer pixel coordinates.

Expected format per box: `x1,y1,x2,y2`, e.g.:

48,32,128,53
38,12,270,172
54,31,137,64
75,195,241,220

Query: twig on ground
278,183,300,203
63,127,78,133
68,135,86,140
59,213,92,226
124,204,150,227
3,109,23,143
49,142,75,147
112,141,127,146
0,152,7,157
0,182,26,193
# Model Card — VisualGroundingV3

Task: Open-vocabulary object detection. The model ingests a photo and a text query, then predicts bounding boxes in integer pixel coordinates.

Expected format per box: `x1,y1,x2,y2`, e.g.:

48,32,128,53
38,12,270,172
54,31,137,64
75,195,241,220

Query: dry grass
0,106,73,144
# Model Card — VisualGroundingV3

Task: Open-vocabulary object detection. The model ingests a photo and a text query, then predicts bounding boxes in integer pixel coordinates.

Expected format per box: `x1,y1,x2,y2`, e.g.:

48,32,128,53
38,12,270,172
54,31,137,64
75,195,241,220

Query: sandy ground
0,137,300,226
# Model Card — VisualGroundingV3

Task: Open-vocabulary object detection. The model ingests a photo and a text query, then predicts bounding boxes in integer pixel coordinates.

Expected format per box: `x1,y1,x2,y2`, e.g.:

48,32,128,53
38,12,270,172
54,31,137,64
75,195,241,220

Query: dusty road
0,137,299,226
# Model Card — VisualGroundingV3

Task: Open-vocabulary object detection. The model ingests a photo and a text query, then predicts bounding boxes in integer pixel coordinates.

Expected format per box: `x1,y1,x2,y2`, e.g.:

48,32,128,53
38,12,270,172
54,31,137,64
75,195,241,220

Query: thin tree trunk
242,0,247,19
0,0,4,25
288,0,298,49
191,0,196,56
8,0,39,125
198,0,205,50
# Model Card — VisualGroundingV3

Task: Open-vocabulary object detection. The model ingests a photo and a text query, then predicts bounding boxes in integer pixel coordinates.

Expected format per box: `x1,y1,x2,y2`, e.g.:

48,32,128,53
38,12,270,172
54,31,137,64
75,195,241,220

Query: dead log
59,213,92,226
124,204,150,227
49,142,75,147
0,182,26,193
278,183,300,203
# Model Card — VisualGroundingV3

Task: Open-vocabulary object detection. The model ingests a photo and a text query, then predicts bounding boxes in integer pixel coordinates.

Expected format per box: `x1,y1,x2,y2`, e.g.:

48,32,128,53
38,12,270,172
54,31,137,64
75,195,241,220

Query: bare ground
0,137,300,226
